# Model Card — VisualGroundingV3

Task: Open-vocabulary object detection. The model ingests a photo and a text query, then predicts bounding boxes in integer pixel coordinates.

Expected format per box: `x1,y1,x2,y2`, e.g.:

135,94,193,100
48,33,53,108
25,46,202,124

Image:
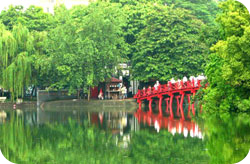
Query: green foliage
0,5,54,99
0,5,24,30
112,0,221,82
160,0,219,25
22,5,54,32
203,0,250,112
0,3,127,96
41,2,127,93
0,5,53,32
159,0,222,51
0,23,34,101
131,3,206,81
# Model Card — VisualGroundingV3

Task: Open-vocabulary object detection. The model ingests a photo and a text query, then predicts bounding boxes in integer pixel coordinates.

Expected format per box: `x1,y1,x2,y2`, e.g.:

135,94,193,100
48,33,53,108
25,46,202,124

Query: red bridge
134,79,204,120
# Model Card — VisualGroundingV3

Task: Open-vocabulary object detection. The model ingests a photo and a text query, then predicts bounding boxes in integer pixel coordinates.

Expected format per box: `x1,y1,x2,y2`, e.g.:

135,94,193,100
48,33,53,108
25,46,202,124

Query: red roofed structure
105,77,122,99
110,77,122,83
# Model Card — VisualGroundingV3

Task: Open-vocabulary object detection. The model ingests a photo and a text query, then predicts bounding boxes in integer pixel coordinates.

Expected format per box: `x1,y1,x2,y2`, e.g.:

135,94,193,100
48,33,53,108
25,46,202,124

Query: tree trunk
30,86,35,100
88,86,91,101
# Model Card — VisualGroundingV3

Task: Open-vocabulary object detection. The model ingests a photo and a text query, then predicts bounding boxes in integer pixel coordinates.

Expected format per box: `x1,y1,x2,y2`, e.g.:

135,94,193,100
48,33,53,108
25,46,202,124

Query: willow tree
0,23,33,101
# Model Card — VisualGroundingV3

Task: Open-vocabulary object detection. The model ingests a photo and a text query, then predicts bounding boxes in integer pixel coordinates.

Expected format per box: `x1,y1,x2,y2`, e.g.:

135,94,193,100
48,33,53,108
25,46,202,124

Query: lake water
0,106,250,164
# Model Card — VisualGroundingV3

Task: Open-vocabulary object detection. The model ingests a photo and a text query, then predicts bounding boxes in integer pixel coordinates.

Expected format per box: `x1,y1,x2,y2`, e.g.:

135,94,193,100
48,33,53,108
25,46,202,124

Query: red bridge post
191,91,196,116
138,99,142,111
148,98,153,113
187,94,191,118
165,98,170,114
180,92,185,120
169,94,174,118
175,96,180,117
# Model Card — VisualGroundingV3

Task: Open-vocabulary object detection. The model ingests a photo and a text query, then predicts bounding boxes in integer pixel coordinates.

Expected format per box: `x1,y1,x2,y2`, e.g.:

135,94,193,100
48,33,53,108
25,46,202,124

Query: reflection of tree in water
129,130,208,164
0,110,37,125
0,111,208,164
131,110,208,164
0,114,125,164
204,113,250,164
2,109,249,164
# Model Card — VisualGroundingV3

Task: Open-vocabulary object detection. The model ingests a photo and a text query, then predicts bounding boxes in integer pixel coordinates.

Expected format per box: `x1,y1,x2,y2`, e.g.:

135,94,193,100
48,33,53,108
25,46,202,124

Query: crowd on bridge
135,75,207,98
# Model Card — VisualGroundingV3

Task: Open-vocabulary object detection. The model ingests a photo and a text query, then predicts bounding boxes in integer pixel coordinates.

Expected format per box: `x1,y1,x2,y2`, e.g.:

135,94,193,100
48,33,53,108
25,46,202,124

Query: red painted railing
134,79,202,99
133,79,204,119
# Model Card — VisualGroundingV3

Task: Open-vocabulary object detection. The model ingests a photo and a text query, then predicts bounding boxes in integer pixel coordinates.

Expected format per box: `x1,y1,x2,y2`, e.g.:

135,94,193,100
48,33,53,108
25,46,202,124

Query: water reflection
134,110,203,139
37,108,137,136
0,108,250,164
0,110,7,123
2,108,202,139
203,113,250,164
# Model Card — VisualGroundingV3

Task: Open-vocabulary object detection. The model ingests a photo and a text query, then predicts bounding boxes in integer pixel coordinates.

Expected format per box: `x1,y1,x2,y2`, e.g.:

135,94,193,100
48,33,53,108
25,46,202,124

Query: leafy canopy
203,0,250,112
41,2,127,93
130,2,207,81
0,23,34,100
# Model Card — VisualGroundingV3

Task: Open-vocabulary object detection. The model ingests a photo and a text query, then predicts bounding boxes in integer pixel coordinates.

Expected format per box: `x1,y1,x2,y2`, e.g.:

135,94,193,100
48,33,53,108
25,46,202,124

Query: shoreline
0,99,139,111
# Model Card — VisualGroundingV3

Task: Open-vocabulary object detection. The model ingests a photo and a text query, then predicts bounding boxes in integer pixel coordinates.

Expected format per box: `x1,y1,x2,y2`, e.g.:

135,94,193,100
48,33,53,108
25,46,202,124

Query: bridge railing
134,79,202,99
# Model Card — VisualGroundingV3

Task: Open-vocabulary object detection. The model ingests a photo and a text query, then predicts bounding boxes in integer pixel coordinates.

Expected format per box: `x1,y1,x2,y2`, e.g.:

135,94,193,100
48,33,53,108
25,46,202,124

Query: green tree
0,5,24,30
159,0,219,24
0,24,34,101
0,5,53,32
159,0,222,48
110,0,221,82
0,5,54,98
203,0,250,112
131,3,207,81
23,5,53,32
42,2,127,98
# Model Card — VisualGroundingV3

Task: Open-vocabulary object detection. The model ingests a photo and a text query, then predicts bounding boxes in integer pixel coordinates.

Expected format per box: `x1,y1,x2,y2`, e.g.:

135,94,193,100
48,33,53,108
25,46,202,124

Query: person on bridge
170,78,176,89
142,87,146,96
147,86,152,95
170,78,175,84
177,79,182,89
197,74,206,81
154,81,160,90
189,76,195,87
183,76,188,83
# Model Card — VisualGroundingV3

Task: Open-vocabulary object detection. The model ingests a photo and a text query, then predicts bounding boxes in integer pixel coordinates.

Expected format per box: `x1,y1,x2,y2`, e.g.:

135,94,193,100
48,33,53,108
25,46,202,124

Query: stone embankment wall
42,99,140,111
37,90,77,106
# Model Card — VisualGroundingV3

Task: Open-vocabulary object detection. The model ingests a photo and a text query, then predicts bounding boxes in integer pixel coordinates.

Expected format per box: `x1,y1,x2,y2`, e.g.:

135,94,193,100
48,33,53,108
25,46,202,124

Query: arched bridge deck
134,79,204,119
